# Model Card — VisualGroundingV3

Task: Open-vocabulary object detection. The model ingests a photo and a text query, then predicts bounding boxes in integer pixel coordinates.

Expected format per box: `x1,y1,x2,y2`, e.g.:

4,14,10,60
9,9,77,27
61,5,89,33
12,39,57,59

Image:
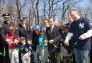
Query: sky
1,0,91,19
2,0,90,9
23,0,91,20
78,0,90,7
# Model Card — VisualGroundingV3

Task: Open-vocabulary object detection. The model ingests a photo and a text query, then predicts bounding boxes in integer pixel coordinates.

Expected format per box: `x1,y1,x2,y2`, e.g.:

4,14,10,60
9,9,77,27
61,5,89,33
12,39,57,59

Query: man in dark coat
46,17,61,63
18,17,29,40
17,17,31,63
1,13,14,63
2,13,14,35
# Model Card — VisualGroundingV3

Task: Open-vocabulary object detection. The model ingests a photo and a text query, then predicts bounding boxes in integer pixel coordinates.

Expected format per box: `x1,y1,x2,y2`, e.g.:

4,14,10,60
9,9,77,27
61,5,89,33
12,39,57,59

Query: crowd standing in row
0,10,92,63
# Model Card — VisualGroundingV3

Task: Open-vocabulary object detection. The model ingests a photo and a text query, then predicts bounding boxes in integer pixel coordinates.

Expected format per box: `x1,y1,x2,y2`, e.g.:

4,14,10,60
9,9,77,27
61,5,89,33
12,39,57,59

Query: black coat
46,25,61,52
0,28,5,53
32,30,40,51
46,25,61,41
2,21,14,36
18,24,29,40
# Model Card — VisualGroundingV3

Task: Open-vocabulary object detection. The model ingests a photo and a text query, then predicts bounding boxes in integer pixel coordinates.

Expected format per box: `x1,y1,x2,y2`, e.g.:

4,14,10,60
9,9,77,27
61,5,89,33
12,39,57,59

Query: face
49,18,54,26
60,22,65,27
3,17,10,21
64,28,69,33
40,31,45,35
30,26,33,30
22,40,26,44
44,21,50,27
35,30,40,34
27,40,32,45
20,20,26,25
70,11,78,20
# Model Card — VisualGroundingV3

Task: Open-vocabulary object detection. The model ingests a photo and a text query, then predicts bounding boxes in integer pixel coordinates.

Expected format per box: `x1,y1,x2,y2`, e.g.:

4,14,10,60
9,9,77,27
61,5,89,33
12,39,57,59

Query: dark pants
19,53,22,63
49,51,57,63
49,47,60,63
0,42,10,63
4,46,10,63
0,45,4,63
2,47,10,63
72,54,76,63
90,47,92,63
31,54,34,63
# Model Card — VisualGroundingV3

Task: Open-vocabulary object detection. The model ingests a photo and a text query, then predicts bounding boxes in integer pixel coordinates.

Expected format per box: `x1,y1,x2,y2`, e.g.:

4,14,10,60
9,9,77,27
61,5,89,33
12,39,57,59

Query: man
1,13,14,63
18,17,29,40
46,17,61,63
2,13,14,35
18,17,31,63
64,10,92,63
43,20,50,31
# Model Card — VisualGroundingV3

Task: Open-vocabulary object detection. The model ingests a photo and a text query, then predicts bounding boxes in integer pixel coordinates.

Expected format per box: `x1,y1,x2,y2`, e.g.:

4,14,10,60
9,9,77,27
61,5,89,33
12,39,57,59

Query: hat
34,25,41,31
19,17,26,21
2,13,10,17
63,25,69,29
9,26,16,30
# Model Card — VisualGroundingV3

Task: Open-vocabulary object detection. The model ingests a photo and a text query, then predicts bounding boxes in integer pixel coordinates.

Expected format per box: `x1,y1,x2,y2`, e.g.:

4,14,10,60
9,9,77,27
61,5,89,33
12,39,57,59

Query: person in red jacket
5,26,20,63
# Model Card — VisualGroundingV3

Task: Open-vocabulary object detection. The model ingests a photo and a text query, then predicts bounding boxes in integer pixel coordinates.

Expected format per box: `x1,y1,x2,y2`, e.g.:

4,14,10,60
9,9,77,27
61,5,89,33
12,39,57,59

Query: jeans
21,52,31,63
33,51,38,63
9,48,19,63
74,48,90,63
36,47,48,63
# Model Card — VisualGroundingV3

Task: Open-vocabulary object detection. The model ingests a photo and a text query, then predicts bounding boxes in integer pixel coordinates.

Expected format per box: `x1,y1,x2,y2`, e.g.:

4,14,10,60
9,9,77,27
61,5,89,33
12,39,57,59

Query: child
60,25,73,63
32,25,41,63
5,26,20,63
36,28,48,63
18,37,32,63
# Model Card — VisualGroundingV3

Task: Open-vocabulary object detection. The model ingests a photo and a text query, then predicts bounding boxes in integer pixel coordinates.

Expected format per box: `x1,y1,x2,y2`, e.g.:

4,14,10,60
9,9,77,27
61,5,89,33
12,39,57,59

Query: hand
14,39,19,44
79,36,85,40
49,40,54,44
44,40,48,43
6,39,11,42
64,41,69,46
60,43,62,46
42,44,47,46
6,39,11,43
28,51,32,55
28,40,32,45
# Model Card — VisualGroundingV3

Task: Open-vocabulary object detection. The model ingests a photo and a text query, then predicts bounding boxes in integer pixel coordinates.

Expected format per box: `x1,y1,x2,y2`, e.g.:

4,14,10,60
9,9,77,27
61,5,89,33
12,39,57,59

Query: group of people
0,9,92,63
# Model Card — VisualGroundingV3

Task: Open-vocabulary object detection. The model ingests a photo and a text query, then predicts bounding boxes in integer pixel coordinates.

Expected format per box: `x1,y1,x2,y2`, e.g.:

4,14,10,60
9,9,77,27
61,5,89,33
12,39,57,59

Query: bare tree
15,0,26,20
0,0,91,25
35,0,40,25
